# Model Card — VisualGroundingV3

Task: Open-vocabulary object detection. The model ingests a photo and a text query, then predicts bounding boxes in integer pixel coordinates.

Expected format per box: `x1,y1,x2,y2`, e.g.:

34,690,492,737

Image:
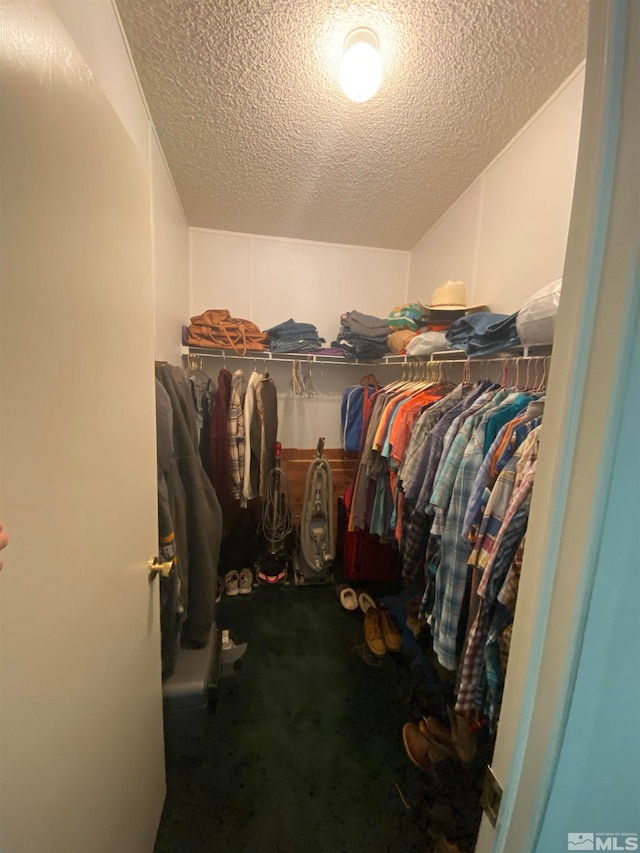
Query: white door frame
476,0,639,849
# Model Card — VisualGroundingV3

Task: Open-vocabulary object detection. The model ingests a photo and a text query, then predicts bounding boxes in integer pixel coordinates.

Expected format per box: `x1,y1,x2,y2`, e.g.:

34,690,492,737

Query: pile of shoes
224,567,254,596
335,583,403,657
364,601,402,657
401,709,484,852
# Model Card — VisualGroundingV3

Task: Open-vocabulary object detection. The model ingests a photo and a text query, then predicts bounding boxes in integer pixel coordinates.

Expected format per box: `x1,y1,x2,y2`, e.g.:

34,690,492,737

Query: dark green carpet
154,585,431,853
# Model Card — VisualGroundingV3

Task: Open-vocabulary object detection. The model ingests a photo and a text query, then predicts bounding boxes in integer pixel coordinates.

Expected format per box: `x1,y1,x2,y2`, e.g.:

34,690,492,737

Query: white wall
409,65,585,314
190,228,409,345
151,132,190,362
53,0,189,362
190,228,409,447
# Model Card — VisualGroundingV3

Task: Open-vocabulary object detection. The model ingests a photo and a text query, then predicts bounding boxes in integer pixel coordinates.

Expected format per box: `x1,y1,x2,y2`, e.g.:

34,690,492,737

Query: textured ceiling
116,0,588,250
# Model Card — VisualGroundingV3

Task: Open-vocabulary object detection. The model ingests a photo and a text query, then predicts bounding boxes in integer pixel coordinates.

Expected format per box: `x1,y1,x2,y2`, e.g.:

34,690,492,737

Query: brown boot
363,607,385,657
417,720,458,761
378,605,402,652
446,708,477,764
421,716,454,748
402,722,432,771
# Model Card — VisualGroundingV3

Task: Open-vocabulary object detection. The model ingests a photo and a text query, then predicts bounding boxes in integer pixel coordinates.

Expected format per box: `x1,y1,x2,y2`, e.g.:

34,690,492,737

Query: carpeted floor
154,584,432,853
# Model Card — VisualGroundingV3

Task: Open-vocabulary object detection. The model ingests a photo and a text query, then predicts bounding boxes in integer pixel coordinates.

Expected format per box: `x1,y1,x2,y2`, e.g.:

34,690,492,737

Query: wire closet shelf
181,343,551,368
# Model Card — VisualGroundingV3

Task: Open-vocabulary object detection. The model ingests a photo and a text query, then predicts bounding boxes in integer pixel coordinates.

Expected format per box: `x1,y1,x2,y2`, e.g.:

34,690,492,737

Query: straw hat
418,281,488,315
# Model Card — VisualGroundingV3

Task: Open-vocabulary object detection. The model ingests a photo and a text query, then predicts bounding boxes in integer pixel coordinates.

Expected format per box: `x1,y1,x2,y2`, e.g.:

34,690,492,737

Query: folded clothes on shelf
446,312,521,356
334,309,391,360
343,310,391,339
388,302,428,331
263,318,324,353
185,309,269,354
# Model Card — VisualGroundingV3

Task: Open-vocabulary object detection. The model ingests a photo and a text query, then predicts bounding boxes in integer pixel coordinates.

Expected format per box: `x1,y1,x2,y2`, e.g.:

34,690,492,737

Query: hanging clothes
155,378,182,680
155,363,222,648
209,368,234,503
343,360,545,728
254,373,278,496
241,370,262,506
228,369,247,502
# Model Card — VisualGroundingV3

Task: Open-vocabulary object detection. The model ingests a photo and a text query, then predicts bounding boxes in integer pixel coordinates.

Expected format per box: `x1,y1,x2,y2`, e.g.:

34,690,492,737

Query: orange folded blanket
186,309,269,355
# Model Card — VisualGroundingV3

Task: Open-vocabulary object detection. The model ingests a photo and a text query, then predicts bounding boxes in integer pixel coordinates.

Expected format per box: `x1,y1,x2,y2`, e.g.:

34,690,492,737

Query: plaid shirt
400,383,487,501
484,538,526,727
455,471,534,714
228,370,247,501
400,387,481,581
426,422,489,670
425,388,505,518
462,423,510,540
401,393,479,581
468,427,540,572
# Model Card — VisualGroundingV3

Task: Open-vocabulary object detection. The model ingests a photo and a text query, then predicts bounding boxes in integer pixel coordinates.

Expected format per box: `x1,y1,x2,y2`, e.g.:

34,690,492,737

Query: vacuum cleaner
293,437,335,586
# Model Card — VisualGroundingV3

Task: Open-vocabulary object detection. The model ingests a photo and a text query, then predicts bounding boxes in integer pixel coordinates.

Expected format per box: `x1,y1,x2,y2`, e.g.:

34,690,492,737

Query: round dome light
339,28,382,103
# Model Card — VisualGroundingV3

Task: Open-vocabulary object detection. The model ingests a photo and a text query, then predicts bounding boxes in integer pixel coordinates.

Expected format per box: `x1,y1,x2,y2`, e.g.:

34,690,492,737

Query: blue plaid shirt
426,421,489,669
400,384,472,500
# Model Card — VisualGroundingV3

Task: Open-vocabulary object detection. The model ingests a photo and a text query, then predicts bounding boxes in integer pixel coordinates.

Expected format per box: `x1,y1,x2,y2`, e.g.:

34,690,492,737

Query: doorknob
147,557,173,579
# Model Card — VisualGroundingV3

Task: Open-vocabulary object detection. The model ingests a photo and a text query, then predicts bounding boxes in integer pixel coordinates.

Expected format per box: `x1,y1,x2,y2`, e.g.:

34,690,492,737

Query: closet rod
181,344,551,366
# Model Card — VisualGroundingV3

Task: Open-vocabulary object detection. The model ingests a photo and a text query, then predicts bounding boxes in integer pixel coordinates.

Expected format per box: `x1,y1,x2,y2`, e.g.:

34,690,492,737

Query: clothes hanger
302,360,318,396
184,353,210,385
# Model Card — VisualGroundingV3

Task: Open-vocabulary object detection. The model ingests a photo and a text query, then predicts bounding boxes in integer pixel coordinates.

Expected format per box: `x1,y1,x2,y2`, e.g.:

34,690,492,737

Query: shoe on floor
238,567,253,595
225,569,239,596
356,589,376,613
364,607,386,657
418,720,458,761
378,604,402,652
433,837,467,853
335,583,359,611
402,722,432,772
421,716,454,748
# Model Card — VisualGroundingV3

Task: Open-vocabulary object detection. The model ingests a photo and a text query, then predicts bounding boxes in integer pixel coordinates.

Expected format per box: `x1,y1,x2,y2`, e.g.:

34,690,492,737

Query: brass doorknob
147,557,173,579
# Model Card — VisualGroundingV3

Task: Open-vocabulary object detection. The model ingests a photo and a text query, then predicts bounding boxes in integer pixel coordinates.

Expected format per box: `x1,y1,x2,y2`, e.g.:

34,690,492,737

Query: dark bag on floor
337,496,401,583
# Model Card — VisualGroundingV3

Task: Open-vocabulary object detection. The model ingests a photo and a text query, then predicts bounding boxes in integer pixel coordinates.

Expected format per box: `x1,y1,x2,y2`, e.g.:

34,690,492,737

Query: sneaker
225,569,239,596
238,568,253,595
364,607,386,657
378,604,402,653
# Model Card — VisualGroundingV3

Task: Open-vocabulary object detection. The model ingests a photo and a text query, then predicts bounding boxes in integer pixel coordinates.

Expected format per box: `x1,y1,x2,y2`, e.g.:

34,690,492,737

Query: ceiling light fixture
339,27,382,103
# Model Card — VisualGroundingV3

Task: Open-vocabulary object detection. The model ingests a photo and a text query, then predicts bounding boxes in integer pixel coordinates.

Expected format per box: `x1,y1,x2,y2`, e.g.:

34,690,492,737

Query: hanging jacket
209,368,234,503
155,379,182,679
156,364,222,648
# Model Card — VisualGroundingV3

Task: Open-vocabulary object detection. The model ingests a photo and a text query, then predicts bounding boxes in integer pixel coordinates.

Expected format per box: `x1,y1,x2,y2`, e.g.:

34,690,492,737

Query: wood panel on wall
279,447,357,528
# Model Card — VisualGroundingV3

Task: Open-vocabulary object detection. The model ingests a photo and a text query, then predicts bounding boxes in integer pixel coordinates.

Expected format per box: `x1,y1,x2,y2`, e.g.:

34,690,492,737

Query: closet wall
53,0,190,364
408,65,585,314
190,228,408,446
190,228,409,346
